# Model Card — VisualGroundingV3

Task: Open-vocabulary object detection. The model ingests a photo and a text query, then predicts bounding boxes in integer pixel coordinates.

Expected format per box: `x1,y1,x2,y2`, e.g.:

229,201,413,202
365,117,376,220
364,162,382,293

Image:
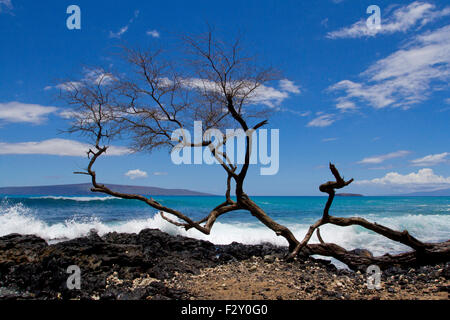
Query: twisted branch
288,163,438,264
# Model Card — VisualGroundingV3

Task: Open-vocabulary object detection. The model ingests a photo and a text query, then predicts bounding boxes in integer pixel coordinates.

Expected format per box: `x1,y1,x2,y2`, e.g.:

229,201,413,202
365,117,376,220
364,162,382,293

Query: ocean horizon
1,195,449,260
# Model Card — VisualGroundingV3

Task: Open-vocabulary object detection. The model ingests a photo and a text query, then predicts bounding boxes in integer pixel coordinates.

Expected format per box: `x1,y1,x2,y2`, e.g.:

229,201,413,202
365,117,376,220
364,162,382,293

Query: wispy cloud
125,169,148,179
439,98,450,112
250,84,290,107
45,81,83,92
307,113,336,127
330,24,450,110
58,109,81,119
110,26,129,39
279,109,310,117
368,165,394,170
179,78,301,108
0,0,12,13
410,152,449,166
356,168,450,190
327,2,450,39
0,139,131,156
322,137,338,142
109,10,140,39
146,30,160,38
0,102,57,124
238,79,302,107
279,79,301,94
45,68,116,92
335,99,356,111
153,171,168,176
358,150,410,164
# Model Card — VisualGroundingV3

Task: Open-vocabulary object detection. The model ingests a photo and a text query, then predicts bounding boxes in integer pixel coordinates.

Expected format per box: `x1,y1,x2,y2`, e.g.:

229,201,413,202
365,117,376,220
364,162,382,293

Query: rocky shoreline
0,229,448,300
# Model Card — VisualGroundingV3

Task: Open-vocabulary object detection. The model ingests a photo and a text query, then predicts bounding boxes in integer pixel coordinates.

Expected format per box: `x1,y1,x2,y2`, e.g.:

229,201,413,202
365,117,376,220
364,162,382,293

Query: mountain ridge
0,183,213,196
393,188,450,196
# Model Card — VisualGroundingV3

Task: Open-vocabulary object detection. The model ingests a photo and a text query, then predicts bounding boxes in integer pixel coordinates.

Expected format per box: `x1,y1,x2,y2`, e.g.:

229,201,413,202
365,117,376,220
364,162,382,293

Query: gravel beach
0,229,448,300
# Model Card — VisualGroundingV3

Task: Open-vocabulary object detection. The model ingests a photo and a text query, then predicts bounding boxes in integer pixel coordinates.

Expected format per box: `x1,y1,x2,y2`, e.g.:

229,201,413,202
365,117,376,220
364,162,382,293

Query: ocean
0,195,449,258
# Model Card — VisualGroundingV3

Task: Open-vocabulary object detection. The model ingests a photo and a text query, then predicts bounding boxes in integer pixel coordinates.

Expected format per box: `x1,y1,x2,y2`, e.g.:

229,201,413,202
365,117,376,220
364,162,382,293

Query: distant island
395,188,450,196
335,193,364,197
0,183,212,196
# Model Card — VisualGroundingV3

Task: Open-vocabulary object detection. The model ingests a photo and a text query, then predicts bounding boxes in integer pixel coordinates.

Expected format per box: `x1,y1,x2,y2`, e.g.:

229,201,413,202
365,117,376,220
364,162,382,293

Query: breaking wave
1,201,448,257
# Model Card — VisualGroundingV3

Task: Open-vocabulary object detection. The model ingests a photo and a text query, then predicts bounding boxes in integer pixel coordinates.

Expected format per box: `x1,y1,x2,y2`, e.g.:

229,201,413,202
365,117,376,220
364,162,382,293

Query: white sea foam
0,202,448,258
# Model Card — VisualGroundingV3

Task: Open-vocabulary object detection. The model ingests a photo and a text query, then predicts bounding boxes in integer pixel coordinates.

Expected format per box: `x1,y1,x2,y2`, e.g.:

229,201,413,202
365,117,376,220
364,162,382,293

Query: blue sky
0,0,449,195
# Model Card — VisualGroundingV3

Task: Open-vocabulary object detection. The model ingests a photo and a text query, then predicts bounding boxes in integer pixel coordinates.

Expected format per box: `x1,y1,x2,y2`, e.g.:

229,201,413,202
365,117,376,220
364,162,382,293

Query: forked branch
288,163,444,267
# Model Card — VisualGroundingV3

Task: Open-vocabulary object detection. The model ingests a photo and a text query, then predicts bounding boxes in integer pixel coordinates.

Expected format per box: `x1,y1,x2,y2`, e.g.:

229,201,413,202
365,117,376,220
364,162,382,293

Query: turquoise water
0,195,449,256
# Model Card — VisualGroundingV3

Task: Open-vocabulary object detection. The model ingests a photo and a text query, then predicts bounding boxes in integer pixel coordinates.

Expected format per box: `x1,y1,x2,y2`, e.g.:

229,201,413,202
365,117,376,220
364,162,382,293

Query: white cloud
153,171,168,176
322,137,338,142
356,168,450,190
410,152,449,166
307,113,336,127
327,2,450,39
330,24,450,110
358,150,410,164
250,84,290,107
368,165,394,170
58,109,80,119
336,99,356,111
0,0,12,12
109,26,129,39
46,69,115,92
279,109,310,117
0,139,131,156
0,102,57,124
109,10,139,39
279,79,301,94
330,80,395,109
125,169,148,180
83,69,116,86
180,77,300,108
146,30,160,38
53,81,84,92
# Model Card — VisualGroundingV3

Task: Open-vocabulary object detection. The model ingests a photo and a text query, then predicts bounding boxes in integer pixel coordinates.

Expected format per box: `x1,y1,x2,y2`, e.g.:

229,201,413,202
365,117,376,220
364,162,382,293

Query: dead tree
61,31,449,270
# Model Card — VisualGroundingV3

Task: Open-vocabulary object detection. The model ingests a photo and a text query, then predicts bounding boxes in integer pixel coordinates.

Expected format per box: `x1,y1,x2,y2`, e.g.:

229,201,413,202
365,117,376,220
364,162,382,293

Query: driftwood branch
288,163,449,269
306,240,450,271
316,228,325,244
